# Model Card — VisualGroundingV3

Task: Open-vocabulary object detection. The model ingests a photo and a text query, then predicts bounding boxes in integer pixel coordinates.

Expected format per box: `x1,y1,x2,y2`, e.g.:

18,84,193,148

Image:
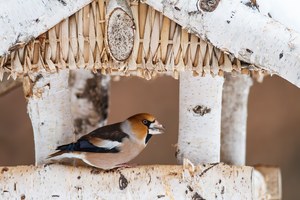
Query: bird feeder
2,0,298,199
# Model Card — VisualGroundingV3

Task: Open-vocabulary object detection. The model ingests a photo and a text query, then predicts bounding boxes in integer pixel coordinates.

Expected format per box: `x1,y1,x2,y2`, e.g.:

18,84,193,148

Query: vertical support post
177,72,224,164
69,69,110,139
221,74,253,165
25,69,74,165
24,69,110,165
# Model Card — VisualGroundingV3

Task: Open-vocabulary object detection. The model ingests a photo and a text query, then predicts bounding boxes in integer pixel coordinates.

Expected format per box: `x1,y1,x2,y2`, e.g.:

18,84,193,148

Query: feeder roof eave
144,0,300,88
0,0,93,57
1,0,300,88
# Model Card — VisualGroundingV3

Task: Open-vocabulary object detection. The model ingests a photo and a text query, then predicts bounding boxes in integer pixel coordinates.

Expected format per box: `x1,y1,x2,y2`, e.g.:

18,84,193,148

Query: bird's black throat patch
145,133,152,144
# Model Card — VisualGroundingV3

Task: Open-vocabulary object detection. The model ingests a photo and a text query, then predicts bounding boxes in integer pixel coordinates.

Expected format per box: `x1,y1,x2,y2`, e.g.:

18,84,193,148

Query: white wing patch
90,137,122,149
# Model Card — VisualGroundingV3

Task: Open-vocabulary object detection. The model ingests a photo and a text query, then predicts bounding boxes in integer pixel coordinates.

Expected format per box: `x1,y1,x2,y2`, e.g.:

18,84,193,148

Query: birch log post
24,69,75,165
0,163,254,199
221,74,253,165
69,69,110,138
143,0,300,88
177,72,224,164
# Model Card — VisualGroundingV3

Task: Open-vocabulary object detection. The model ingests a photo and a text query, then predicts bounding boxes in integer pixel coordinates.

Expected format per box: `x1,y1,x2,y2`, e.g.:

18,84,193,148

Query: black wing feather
56,123,129,154
56,139,120,153
87,123,129,142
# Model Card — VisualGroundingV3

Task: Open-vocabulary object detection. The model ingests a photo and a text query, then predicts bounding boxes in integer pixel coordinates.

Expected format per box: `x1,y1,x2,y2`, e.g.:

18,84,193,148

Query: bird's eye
142,119,148,125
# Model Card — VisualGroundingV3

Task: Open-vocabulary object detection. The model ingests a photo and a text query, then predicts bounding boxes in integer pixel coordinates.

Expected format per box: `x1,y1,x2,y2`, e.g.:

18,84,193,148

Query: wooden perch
177,72,224,164
221,74,253,165
143,0,300,87
0,163,254,199
0,0,94,57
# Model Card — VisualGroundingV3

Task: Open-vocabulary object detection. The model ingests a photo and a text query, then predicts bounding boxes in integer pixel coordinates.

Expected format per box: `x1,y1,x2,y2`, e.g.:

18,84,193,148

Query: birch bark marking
0,163,254,199
221,74,253,165
24,70,74,165
69,69,110,138
197,0,220,12
105,0,135,61
177,72,224,164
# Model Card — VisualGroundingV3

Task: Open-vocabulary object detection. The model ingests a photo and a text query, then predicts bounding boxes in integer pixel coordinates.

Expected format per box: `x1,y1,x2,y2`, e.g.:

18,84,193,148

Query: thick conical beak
149,120,165,135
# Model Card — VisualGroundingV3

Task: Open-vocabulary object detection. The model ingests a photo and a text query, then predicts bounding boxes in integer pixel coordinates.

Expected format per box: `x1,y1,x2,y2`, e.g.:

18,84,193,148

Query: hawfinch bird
48,113,165,170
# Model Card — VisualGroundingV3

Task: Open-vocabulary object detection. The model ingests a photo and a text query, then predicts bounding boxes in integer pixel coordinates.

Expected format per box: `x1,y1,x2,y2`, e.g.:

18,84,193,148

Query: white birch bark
0,163,254,199
69,69,110,138
143,0,300,88
0,0,93,56
221,74,253,165
25,69,75,165
25,69,110,164
177,72,224,164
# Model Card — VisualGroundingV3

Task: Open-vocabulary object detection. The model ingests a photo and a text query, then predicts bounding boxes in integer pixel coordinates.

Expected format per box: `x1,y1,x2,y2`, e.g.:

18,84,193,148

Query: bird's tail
47,142,78,159
47,150,67,159
56,143,78,151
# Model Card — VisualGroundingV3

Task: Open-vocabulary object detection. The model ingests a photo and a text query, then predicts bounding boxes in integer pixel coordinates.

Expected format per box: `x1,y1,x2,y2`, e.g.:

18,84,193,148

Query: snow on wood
0,163,254,199
221,74,253,165
105,0,135,61
177,72,224,164
143,0,300,88
0,0,93,57
25,69,75,165
69,69,110,138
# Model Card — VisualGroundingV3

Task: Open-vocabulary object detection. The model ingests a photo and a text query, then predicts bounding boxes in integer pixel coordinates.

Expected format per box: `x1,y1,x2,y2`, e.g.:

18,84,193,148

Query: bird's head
126,113,165,144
